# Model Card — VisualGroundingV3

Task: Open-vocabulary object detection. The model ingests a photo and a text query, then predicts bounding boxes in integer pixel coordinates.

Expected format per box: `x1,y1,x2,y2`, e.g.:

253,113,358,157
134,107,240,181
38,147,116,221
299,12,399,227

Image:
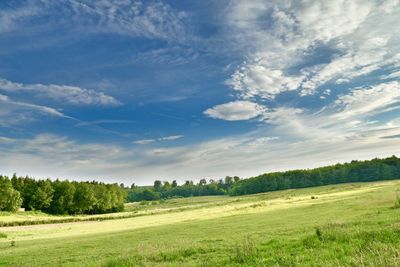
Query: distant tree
154,180,162,191
141,189,160,201
198,179,207,186
171,180,178,188
225,176,233,185
163,181,171,190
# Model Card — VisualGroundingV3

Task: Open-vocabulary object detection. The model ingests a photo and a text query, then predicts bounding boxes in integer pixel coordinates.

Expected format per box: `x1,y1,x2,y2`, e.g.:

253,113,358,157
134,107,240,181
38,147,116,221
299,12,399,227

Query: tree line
126,156,400,201
0,175,126,214
127,176,240,202
2,156,400,212
229,156,400,195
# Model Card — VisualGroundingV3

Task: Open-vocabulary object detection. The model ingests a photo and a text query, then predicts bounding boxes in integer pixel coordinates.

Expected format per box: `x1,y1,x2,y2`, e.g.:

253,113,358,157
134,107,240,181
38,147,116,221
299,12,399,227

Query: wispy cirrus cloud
0,0,188,42
0,93,70,127
66,0,188,41
75,120,135,127
0,1,42,33
133,139,156,145
333,81,400,120
133,135,184,145
0,78,120,106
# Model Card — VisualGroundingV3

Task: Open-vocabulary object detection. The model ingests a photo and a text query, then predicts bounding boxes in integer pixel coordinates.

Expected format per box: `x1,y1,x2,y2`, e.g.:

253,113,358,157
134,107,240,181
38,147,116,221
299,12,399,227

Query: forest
229,156,400,195
127,156,400,200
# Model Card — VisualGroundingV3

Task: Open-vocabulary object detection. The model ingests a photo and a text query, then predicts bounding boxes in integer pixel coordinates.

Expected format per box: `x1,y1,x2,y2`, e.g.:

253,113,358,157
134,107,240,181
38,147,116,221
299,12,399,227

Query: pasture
1,180,400,266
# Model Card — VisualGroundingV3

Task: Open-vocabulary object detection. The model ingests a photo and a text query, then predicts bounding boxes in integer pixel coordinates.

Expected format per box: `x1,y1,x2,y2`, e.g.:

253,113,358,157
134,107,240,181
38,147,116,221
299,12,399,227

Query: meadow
1,180,400,266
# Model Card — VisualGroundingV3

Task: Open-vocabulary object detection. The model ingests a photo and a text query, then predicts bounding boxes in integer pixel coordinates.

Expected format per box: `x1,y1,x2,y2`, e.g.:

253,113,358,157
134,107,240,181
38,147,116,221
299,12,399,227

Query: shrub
394,193,400,209
316,227,323,240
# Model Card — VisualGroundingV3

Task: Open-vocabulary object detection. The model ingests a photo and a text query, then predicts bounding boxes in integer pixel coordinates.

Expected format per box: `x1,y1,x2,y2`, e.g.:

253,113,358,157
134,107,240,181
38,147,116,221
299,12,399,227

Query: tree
32,180,54,210
141,189,160,201
0,176,22,212
48,180,75,214
225,176,233,185
154,180,162,191
163,181,171,190
73,183,95,214
171,180,178,188
198,179,207,186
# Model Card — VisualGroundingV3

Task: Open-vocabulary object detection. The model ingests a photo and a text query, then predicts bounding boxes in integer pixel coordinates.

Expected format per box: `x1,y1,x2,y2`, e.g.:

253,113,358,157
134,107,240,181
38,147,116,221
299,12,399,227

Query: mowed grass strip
0,180,399,266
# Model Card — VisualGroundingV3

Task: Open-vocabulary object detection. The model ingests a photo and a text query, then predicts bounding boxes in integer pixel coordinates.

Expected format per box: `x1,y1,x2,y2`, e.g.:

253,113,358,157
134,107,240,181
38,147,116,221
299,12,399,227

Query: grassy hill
1,180,400,266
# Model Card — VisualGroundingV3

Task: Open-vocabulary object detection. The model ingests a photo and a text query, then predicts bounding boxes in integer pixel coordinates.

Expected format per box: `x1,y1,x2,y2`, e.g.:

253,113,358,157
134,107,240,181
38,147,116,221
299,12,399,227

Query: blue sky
0,0,399,185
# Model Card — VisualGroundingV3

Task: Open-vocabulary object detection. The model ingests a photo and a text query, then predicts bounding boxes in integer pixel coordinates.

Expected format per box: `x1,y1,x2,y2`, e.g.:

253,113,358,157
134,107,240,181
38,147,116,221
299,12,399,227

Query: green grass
0,180,400,266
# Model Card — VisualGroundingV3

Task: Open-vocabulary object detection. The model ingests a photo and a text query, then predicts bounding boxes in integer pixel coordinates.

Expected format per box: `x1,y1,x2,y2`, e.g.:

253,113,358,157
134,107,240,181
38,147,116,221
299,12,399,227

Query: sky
0,0,400,185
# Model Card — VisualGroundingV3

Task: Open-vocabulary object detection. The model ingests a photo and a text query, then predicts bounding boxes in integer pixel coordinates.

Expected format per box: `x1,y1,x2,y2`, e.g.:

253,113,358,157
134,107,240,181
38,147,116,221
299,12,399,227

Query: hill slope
1,180,400,266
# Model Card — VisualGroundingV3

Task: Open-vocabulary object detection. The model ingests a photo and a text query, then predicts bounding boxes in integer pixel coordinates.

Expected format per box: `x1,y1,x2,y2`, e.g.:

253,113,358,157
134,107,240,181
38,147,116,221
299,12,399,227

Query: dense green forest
127,156,400,201
0,175,126,214
229,156,400,195
1,156,400,213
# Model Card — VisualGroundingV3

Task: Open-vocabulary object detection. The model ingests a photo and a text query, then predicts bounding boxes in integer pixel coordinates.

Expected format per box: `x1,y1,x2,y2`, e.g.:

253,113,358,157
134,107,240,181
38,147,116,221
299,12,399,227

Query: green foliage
5,175,126,215
0,176,22,212
230,156,400,196
0,232,7,239
127,178,231,202
126,156,400,202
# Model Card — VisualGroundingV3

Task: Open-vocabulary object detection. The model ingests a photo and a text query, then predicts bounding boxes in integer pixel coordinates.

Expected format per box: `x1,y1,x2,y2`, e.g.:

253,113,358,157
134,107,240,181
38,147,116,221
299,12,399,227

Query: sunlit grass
0,180,399,266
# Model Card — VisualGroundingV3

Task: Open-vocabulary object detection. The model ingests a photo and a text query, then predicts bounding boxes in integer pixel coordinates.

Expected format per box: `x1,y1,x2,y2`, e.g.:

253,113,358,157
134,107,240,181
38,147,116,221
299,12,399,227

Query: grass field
1,180,400,266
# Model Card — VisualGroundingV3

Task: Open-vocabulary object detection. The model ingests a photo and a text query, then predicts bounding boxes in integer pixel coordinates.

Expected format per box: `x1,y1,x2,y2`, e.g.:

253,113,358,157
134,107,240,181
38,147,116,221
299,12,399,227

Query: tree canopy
0,175,126,215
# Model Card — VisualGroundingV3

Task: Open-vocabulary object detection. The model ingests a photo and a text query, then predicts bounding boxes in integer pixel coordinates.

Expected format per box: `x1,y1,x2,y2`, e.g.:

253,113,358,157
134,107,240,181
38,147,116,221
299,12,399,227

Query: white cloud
381,70,400,80
133,135,184,145
133,139,155,145
67,0,187,41
75,120,135,127
0,134,131,181
204,101,266,121
1,1,188,42
225,0,400,98
0,78,120,106
229,64,304,99
0,93,69,126
0,2,41,33
333,81,400,119
158,135,184,141
262,107,304,124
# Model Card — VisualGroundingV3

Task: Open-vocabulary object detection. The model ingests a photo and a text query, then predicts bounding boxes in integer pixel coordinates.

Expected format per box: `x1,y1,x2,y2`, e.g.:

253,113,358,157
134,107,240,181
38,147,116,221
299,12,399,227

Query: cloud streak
133,135,184,145
0,78,121,106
